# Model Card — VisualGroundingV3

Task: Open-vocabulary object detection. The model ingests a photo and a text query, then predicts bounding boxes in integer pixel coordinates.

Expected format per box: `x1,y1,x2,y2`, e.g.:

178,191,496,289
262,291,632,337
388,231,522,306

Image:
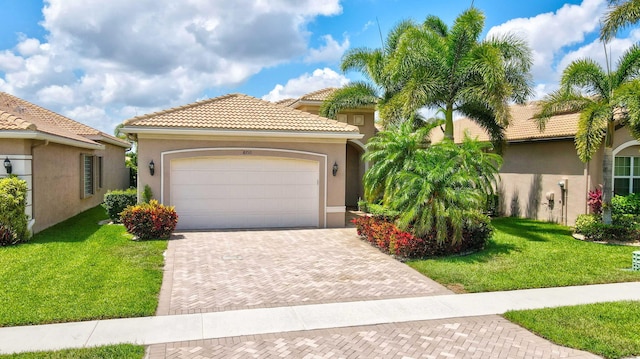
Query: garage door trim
160,147,328,228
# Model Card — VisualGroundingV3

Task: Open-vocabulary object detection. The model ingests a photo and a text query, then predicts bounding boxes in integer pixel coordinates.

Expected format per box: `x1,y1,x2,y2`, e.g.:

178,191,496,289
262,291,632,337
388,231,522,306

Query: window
614,156,640,195
82,154,95,198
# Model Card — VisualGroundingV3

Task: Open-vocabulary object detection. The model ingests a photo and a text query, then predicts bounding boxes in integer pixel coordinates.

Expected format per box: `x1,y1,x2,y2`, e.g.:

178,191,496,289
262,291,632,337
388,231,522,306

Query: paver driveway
157,228,451,315
150,228,599,359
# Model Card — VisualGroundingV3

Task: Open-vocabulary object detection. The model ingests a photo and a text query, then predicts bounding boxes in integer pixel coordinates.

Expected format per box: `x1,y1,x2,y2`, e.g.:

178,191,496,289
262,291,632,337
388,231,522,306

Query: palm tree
363,118,502,243
387,134,502,244
391,8,533,150
601,0,640,41
362,119,441,202
534,45,640,224
319,20,415,126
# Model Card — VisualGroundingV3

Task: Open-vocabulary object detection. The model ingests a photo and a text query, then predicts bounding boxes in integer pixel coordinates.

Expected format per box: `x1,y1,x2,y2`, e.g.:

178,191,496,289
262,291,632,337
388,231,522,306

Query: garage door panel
171,156,320,229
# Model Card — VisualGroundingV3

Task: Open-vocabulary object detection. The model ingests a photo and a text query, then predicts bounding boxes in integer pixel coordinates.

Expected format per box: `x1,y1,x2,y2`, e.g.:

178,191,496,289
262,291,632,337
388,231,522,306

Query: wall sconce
149,160,155,176
332,161,338,176
3,157,12,175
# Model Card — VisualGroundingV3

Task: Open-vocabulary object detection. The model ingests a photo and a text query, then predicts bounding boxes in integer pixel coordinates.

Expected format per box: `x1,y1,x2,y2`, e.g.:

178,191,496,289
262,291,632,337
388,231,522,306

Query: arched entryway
345,141,366,208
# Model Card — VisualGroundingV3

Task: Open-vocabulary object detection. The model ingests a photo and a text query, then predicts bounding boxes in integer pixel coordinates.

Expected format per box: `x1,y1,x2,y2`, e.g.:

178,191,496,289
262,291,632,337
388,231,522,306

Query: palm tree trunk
602,146,613,225
444,103,454,141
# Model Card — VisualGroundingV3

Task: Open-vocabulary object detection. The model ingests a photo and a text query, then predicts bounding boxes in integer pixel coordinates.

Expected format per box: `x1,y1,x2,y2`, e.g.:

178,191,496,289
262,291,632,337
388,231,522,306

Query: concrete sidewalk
1,282,639,355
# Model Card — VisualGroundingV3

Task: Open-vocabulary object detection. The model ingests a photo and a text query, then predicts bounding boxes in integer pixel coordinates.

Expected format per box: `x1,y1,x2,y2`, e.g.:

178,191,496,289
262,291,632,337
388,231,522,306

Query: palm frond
319,82,378,119
533,89,593,130
575,102,611,162
561,59,609,98
613,44,640,86
601,0,640,41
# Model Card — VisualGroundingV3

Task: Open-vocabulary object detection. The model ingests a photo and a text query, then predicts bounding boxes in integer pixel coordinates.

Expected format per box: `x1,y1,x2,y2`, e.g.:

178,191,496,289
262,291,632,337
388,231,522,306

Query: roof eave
119,126,364,140
0,130,105,150
85,134,131,148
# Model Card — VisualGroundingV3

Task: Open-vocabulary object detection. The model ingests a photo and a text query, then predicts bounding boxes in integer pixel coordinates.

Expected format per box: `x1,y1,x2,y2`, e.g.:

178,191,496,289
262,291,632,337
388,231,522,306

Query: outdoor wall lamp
149,160,155,176
332,161,338,176
3,157,12,175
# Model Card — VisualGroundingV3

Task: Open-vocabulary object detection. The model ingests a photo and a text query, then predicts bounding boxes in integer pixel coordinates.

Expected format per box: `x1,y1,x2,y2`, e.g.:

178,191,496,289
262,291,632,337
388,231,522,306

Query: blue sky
0,0,636,133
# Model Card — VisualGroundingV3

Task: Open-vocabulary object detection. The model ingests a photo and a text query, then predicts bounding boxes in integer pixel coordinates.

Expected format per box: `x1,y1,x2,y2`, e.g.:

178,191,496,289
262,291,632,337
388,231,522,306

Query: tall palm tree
319,20,415,126
601,0,640,41
391,8,533,150
534,45,640,224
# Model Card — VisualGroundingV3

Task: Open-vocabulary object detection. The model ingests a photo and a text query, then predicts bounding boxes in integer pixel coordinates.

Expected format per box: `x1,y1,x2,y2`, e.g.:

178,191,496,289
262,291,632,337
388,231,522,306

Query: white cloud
557,29,640,73
0,0,342,132
262,68,350,102
305,35,350,63
487,0,608,84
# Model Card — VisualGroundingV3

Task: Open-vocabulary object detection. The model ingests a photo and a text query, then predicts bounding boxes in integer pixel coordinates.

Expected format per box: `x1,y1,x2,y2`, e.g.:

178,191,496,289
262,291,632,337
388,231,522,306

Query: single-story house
0,92,130,233
120,90,376,230
432,102,640,225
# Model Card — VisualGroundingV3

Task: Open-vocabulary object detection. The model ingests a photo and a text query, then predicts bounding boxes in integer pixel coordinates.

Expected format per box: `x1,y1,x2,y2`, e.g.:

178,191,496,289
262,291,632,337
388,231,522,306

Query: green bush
121,200,178,240
611,193,640,216
366,203,400,221
575,213,599,234
0,176,29,243
103,188,137,223
142,184,153,203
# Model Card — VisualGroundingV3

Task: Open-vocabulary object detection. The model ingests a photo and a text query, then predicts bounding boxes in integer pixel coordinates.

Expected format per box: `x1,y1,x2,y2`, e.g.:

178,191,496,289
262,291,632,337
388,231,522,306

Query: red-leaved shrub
121,200,178,240
587,186,603,215
352,215,491,259
0,223,18,246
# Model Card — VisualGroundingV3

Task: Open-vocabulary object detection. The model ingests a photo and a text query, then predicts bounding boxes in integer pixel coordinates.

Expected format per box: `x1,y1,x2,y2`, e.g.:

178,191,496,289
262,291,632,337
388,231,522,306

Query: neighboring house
432,102,640,225
120,90,376,230
0,92,130,233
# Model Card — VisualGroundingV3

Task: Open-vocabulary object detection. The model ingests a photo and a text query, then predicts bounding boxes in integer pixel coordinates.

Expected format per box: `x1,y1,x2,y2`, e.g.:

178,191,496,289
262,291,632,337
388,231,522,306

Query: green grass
505,301,640,359
0,344,144,359
407,217,640,292
0,206,167,327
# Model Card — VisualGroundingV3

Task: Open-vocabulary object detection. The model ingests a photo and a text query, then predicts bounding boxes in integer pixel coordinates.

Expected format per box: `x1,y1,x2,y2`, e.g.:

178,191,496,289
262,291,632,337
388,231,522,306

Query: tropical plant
601,0,640,41
534,45,640,224
0,176,29,242
362,119,441,202
390,8,533,150
387,136,502,244
363,118,502,244
319,20,415,126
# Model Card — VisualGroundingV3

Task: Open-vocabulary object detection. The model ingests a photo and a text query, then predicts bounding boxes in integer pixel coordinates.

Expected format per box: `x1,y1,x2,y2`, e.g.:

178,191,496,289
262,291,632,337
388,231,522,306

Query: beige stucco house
433,102,640,226
120,89,376,230
0,92,130,233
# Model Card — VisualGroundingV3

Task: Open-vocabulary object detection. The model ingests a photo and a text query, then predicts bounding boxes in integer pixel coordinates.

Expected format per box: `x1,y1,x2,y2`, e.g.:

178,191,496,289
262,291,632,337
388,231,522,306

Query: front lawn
0,206,167,327
407,217,640,292
505,301,640,359
0,345,144,359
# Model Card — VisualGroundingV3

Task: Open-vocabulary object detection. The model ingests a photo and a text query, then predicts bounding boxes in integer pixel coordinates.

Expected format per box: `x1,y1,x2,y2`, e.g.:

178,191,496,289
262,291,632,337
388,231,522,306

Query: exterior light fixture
149,160,155,176
332,161,338,176
3,157,12,175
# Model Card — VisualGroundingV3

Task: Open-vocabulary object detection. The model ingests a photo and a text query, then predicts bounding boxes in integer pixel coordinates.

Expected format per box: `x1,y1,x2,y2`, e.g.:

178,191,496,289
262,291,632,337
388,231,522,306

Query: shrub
587,186,603,215
0,223,18,246
103,188,137,223
611,193,640,216
142,185,153,203
352,214,492,259
366,203,400,221
575,213,599,235
0,176,29,242
120,200,178,240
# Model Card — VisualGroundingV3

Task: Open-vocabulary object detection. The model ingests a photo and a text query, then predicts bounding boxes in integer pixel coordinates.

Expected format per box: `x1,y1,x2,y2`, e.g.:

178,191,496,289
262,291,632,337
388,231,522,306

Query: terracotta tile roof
430,102,580,143
299,88,337,102
275,98,297,107
0,92,129,147
123,93,360,133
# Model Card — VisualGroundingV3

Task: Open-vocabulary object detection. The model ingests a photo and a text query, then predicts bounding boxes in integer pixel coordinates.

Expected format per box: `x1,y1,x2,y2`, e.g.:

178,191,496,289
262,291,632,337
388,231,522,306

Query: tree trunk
444,103,454,141
602,146,613,225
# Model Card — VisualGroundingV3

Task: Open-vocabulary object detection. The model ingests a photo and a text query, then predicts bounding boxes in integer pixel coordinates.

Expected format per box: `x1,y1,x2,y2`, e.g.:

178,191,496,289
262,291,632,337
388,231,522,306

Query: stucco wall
31,142,128,233
136,135,349,228
499,140,589,225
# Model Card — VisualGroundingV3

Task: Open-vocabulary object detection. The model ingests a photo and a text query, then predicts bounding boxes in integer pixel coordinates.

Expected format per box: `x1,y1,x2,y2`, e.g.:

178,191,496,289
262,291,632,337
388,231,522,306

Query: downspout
29,140,49,235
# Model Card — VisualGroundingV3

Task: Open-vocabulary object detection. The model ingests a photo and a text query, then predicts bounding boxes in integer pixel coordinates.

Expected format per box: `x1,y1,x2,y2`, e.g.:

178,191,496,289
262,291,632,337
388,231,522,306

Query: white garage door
171,156,320,229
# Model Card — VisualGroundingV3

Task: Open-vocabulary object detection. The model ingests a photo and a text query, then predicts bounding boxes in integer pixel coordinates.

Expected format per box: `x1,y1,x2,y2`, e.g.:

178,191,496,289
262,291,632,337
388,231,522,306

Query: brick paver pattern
147,315,598,359
158,228,451,315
